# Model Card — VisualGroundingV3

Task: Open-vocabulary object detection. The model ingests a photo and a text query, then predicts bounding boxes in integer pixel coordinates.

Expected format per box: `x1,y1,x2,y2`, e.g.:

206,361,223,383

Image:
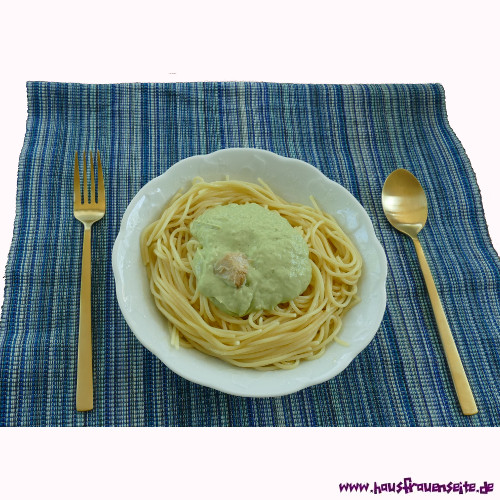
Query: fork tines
74,151,105,209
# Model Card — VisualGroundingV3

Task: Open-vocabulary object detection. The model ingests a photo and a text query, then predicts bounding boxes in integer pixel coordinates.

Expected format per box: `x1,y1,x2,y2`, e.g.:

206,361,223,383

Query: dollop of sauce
190,203,312,316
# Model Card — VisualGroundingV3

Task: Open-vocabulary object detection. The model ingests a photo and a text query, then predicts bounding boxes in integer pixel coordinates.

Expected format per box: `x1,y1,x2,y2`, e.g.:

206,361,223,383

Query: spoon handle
412,237,478,415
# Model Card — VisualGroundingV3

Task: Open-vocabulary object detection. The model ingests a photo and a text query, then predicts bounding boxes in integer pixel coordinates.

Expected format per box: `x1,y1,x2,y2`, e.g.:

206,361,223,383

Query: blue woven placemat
1,81,499,426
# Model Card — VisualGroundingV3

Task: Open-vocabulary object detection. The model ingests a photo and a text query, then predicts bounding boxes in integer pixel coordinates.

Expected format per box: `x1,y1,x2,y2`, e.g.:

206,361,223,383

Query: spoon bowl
382,169,477,416
382,168,428,238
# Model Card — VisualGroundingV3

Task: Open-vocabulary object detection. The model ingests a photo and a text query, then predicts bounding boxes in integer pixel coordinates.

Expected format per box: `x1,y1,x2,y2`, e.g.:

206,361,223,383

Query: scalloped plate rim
112,148,387,397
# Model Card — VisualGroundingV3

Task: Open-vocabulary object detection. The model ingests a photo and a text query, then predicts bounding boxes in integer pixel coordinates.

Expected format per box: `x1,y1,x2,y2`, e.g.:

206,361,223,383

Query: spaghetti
141,178,362,370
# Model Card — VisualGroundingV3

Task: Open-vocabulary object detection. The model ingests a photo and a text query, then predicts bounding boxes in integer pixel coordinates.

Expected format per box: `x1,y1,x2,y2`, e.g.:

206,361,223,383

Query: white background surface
1,0,499,498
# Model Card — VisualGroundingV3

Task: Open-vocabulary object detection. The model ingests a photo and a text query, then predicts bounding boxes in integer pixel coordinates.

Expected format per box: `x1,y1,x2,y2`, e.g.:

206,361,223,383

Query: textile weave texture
1,81,499,426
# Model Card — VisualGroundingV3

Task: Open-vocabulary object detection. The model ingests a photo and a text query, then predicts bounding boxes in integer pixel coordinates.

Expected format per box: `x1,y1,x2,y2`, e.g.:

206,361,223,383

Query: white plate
112,148,387,397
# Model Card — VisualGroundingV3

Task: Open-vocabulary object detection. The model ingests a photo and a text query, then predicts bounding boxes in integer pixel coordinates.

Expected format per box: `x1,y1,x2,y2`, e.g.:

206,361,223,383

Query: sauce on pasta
190,202,312,316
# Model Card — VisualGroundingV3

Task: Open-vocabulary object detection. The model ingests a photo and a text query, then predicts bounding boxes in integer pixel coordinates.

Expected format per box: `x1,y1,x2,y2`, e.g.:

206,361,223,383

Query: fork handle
76,225,93,411
412,236,477,415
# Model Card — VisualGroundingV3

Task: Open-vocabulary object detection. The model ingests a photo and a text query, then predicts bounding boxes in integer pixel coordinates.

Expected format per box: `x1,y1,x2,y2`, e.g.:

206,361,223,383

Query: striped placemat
1,81,499,426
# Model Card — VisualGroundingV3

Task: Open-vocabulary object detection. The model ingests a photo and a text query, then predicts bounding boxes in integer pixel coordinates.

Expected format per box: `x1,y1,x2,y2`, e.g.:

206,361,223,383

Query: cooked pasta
140,178,362,370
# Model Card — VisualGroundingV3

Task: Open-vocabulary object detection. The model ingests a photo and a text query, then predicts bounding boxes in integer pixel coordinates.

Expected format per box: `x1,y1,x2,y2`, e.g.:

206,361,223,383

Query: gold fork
74,151,106,411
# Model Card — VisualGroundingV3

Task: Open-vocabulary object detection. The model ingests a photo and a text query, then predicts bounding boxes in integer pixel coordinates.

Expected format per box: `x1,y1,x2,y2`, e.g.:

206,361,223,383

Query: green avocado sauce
190,203,312,316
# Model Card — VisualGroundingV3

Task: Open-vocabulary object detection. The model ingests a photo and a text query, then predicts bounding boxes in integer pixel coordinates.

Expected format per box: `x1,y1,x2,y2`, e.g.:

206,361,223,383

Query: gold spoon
382,168,477,415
